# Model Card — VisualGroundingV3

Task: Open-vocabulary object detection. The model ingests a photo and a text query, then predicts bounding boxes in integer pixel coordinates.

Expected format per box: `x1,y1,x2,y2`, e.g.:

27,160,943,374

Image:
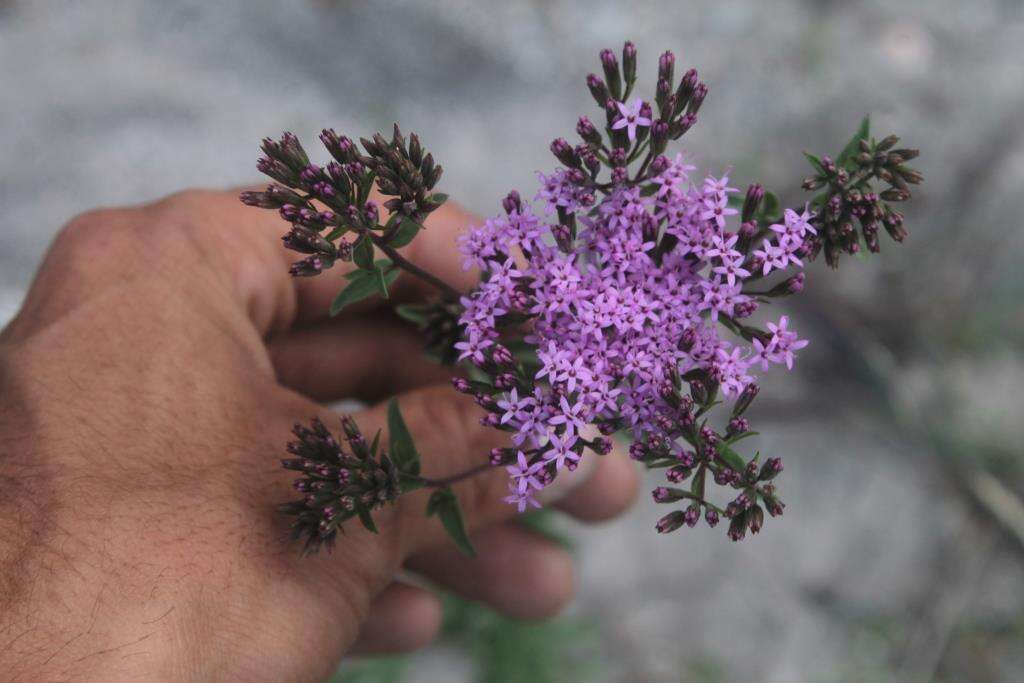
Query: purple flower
543,431,581,470
453,328,493,366
506,451,543,495
611,98,653,141
765,315,809,369
549,395,590,437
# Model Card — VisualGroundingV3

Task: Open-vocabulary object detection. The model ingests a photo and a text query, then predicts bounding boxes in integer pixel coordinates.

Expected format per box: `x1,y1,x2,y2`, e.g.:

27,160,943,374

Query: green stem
370,234,462,302
413,462,494,489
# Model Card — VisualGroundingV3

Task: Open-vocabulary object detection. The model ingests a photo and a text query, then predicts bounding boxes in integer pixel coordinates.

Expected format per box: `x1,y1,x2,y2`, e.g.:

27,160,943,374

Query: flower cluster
245,41,921,550
450,43,917,540
279,416,400,553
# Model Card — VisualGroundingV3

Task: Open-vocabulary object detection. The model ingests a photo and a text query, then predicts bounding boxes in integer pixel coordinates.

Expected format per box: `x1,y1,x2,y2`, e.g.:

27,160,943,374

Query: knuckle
58,208,132,250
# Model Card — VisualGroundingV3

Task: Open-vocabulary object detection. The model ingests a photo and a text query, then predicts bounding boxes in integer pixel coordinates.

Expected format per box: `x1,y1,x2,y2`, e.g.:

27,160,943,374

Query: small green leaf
357,507,378,534
724,430,760,445
389,218,421,248
374,266,400,299
836,115,870,167
428,192,449,206
802,151,826,176
717,444,747,472
690,466,706,497
395,303,431,326
329,270,378,315
387,399,421,476
426,488,476,557
369,428,381,456
760,191,781,221
353,234,375,270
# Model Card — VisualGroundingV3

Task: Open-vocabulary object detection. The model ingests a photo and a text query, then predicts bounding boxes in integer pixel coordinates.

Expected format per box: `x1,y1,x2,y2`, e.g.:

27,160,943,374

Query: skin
0,189,639,681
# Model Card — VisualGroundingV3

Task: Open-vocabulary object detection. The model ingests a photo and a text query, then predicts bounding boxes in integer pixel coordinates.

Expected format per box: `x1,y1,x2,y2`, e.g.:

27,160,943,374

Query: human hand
0,189,638,681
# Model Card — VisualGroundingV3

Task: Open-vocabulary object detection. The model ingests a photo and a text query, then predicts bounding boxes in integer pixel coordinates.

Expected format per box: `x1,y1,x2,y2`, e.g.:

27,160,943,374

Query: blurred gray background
2,1,1023,681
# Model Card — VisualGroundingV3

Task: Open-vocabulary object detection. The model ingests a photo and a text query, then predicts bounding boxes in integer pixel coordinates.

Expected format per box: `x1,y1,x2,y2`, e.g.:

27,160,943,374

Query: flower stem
370,234,462,302
414,462,494,489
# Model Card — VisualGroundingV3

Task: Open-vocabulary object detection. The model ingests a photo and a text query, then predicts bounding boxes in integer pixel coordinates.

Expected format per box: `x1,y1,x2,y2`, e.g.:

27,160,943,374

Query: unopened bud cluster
279,417,399,553
801,134,922,267
241,125,446,278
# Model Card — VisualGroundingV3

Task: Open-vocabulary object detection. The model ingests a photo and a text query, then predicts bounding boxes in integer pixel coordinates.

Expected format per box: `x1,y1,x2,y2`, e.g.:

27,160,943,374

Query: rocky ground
3,1,1022,680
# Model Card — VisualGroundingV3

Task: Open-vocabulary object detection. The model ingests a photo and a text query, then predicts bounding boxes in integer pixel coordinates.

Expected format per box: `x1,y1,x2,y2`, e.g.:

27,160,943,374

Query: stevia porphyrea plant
241,42,923,554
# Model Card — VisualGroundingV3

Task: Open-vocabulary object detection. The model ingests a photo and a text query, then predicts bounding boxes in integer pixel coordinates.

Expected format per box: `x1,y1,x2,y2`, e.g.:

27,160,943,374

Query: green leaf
389,218,421,248
428,192,449,206
802,151,826,176
369,429,382,456
395,303,431,326
328,265,400,315
353,234,375,270
836,115,870,167
717,444,747,471
374,265,400,299
357,507,378,534
690,466,706,497
426,488,476,557
329,270,378,315
724,430,760,446
387,399,421,476
760,191,781,221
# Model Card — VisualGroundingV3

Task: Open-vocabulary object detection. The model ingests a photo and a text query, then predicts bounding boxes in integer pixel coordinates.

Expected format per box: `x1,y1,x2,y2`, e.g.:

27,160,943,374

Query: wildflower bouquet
241,43,922,554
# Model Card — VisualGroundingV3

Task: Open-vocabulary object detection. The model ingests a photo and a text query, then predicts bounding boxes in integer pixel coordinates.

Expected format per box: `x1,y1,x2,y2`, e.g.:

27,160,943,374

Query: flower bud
684,503,701,527
651,120,669,154
757,457,784,481
490,448,516,466
576,115,600,145
622,41,638,84
657,50,675,86
289,255,327,277
747,504,765,534
649,154,670,175
550,137,578,168
629,441,648,461
687,83,708,115
675,449,696,468
586,73,610,107
666,465,691,483
494,373,517,390
591,436,613,455
491,344,514,367
877,134,900,151
705,507,720,527
689,378,708,405
600,48,622,100
502,190,522,215
727,417,749,437
727,510,747,541
675,68,698,107
678,327,697,352
741,183,764,222
656,510,688,534
732,383,759,417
